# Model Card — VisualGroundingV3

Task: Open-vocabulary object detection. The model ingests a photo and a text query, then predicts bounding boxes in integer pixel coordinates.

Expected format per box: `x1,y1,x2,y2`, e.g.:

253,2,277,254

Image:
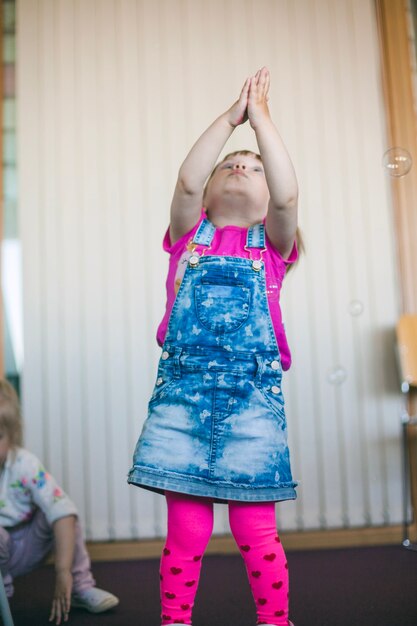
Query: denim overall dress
128,219,297,502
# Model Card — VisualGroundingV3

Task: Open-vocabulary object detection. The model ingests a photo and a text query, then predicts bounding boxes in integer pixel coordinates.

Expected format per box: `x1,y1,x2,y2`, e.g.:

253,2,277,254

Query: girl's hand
49,569,73,625
248,66,271,129
226,77,250,127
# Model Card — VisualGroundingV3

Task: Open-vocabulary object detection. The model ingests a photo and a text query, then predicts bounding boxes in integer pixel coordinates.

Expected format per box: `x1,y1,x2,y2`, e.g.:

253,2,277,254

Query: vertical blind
18,0,401,540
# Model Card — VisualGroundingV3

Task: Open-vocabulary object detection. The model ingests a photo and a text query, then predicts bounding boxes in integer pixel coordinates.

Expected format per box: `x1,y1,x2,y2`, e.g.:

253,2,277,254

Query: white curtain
18,0,400,540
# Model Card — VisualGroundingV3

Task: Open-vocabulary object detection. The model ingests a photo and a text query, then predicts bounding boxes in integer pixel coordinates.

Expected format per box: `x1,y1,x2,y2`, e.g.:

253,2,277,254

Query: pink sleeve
282,239,298,265
265,231,299,266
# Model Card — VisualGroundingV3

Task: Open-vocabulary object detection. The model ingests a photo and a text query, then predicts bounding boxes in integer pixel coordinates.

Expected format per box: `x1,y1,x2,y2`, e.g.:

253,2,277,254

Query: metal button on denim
156,377,163,386
271,360,280,370
189,255,199,267
271,386,281,394
161,351,169,360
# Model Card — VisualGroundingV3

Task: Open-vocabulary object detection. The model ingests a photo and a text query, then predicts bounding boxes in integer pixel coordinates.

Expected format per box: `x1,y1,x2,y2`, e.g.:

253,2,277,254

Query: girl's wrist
251,112,274,133
222,110,237,129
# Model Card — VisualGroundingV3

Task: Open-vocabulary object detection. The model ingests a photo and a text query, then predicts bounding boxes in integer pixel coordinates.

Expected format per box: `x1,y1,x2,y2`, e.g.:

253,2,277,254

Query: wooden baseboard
85,524,414,562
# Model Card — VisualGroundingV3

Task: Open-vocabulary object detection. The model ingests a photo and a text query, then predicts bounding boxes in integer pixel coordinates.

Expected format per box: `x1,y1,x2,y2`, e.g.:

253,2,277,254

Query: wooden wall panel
376,0,417,314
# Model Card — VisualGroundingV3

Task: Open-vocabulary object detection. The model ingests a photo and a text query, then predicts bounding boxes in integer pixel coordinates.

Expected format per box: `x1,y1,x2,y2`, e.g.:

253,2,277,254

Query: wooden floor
85,523,412,561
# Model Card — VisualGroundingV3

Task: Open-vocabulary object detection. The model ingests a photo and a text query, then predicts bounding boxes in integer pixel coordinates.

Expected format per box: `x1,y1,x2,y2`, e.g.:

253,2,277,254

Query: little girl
0,379,119,624
129,67,298,626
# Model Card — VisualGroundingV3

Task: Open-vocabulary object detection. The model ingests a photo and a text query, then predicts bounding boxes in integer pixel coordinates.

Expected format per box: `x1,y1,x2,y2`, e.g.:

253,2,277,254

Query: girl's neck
207,214,256,229
205,205,266,230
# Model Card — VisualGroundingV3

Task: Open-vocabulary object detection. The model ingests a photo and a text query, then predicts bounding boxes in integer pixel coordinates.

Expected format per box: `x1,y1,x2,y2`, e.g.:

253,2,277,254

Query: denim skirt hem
128,466,297,503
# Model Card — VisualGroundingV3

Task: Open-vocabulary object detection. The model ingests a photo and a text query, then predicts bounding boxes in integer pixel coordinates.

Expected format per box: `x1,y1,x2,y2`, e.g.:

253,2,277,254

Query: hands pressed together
227,66,271,129
169,63,297,247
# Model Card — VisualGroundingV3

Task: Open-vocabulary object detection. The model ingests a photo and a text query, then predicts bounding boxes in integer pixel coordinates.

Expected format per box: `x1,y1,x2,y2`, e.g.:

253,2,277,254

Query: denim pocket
256,384,286,423
194,283,250,334
149,372,179,405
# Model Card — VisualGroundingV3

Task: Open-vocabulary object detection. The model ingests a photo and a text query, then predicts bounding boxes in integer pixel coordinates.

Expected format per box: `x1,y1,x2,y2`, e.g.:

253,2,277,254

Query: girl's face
204,153,270,218
0,430,11,467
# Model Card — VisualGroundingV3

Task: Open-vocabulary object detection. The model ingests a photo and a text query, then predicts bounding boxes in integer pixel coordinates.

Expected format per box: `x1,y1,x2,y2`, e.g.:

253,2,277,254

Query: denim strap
246,223,265,249
193,219,265,250
192,219,216,246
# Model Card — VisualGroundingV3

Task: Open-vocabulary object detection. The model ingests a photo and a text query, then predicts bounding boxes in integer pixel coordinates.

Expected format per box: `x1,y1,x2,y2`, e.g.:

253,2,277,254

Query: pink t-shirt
156,214,297,371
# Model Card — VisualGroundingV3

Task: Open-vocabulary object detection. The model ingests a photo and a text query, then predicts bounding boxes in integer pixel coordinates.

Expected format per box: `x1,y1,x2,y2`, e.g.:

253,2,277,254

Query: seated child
0,379,119,624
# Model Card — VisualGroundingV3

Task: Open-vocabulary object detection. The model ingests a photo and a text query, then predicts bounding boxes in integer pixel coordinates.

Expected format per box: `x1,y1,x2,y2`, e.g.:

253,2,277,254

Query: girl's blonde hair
0,379,23,446
203,150,304,272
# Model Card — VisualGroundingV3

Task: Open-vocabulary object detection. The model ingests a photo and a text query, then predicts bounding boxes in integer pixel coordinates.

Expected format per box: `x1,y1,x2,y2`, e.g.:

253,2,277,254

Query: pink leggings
160,492,290,626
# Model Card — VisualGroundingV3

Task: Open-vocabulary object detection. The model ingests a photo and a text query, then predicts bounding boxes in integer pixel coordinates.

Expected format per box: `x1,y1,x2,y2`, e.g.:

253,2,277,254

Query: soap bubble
348,300,364,316
382,147,412,177
327,366,347,386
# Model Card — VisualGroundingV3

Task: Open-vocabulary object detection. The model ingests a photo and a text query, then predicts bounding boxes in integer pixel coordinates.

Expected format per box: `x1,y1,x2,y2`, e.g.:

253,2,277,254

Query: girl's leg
160,491,214,625
229,501,290,626
0,527,14,597
6,510,94,593
7,509,53,578
0,509,55,598
70,519,95,593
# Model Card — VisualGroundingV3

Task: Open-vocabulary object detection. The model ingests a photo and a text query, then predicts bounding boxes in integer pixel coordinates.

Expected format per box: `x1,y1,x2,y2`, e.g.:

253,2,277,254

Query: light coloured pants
0,509,95,597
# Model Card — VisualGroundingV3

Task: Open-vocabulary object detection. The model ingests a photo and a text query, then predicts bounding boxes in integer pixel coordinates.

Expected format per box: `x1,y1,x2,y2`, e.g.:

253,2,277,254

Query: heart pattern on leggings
161,541,287,624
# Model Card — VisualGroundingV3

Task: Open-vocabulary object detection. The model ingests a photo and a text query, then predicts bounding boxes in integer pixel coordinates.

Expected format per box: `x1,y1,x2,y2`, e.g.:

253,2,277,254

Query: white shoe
71,587,119,613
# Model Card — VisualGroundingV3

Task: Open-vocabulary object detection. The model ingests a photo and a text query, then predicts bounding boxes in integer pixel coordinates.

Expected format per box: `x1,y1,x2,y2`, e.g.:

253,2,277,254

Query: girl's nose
234,163,246,170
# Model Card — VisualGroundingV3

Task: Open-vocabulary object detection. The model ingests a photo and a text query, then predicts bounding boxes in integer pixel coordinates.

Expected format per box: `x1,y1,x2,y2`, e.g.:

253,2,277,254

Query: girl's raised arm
169,78,250,244
248,67,298,258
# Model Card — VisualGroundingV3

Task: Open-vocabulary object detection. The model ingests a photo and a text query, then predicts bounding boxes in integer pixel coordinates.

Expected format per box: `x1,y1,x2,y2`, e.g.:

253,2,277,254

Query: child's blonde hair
203,150,304,271
0,379,23,446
